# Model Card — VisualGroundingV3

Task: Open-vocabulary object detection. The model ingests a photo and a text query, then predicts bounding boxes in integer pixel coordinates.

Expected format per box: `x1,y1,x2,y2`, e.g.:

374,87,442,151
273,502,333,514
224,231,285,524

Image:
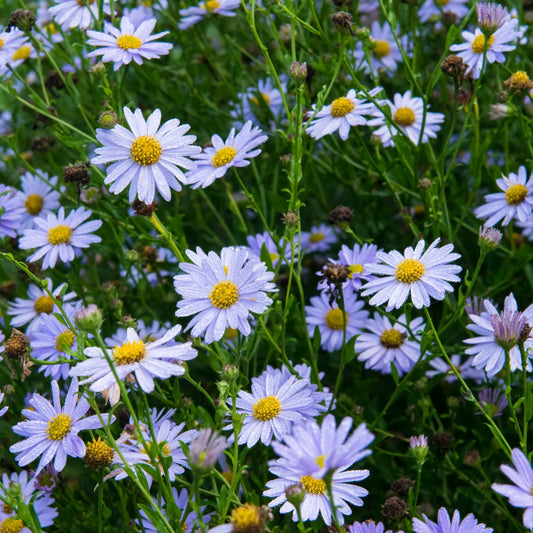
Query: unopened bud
74,304,103,333
97,110,118,129
290,61,307,83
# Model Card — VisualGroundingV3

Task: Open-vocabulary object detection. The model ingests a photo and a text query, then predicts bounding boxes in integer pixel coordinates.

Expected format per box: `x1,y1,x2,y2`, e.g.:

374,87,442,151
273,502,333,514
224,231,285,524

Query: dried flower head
84,437,114,468
327,205,353,227
440,55,468,84
504,71,533,93
4,329,30,360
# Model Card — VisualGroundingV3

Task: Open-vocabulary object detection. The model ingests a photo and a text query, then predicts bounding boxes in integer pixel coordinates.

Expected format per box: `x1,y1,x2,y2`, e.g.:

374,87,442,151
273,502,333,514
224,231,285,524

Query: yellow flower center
269,252,279,263
77,0,95,5
230,504,260,530
253,395,281,421
34,295,54,314
47,224,73,245
85,437,114,468
510,71,530,84
373,39,391,59
130,135,162,166
209,280,239,308
24,193,44,215
436,0,450,5
12,46,31,61
47,413,72,440
395,258,425,283
202,0,220,10
330,97,355,118
380,328,404,348
316,454,326,468
55,330,75,352
0,38,4,49
394,107,416,127
251,92,271,106
211,146,237,168
0,518,24,533
116,34,142,50
45,23,58,34
348,264,364,279
505,184,528,206
309,232,325,243
141,440,172,456
471,33,495,54
300,475,327,494
325,308,347,330
113,339,146,365
225,327,238,340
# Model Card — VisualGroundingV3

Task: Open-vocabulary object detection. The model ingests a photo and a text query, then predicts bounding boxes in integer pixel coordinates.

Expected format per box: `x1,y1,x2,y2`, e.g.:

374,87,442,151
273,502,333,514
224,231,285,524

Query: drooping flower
19,206,102,269
174,246,276,343
92,107,200,203
361,238,462,311
227,365,325,448
264,414,374,525
306,88,381,141
474,166,533,227
368,90,445,147
49,0,110,30
492,448,533,529
183,121,267,189
86,17,172,71
413,507,493,532
305,291,369,352
10,379,113,474
477,387,508,417
178,0,241,30
355,313,425,376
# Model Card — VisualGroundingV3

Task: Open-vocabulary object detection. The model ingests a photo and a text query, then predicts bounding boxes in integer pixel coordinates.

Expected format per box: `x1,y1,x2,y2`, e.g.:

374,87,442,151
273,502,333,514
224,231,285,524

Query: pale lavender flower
492,448,533,529
188,428,228,470
479,225,502,248
49,0,110,30
246,231,296,268
0,389,7,418
413,507,493,532
301,224,337,253
478,387,508,417
418,0,469,24
10,379,113,474
178,0,241,29
426,354,485,384
348,522,395,533
477,2,508,33
0,184,25,239
409,434,428,449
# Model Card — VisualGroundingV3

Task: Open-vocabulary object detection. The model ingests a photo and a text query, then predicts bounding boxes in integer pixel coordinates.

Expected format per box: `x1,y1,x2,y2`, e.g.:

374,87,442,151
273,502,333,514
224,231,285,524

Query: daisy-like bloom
112,414,197,483
358,0,379,13
355,313,425,376
426,354,484,383
174,246,276,343
413,507,493,533
368,90,445,147
301,223,337,253
245,231,296,268
30,305,78,381
69,324,197,397
209,504,271,533
348,521,395,533
0,184,24,239
418,0,469,24
7,278,76,334
19,206,102,269
0,470,58,532
15,171,61,229
183,121,267,189
227,366,326,448
306,88,380,141
474,166,533,227
138,487,211,533
86,17,172,71
178,0,241,30
264,414,374,525
492,448,533,529
92,107,200,203
477,387,508,417
319,243,380,293
49,0,110,30
0,27,28,68
361,238,462,311
464,293,533,377
280,362,334,408
449,20,518,79
477,2,508,33
10,378,113,475
188,428,228,471
305,292,369,352
353,22,407,75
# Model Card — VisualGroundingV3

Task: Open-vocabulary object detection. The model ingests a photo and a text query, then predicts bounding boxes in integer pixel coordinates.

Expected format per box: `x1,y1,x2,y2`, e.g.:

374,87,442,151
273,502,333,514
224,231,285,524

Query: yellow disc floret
330,97,355,118
230,503,261,532
0,517,25,533
300,475,327,494
253,395,281,421
55,330,76,352
84,437,114,468
116,34,142,49
436,0,450,5
380,328,404,348
309,232,325,243
47,413,72,440
251,93,271,106
113,339,146,365
211,146,237,168
348,264,364,279
0,38,4,49
130,135,162,166
12,46,31,61
34,295,54,314
202,0,221,10
373,40,391,58
47,224,72,245
505,184,528,206
395,258,425,283
316,454,326,468
24,193,44,215
471,33,495,54
209,280,239,309
325,308,347,330
394,107,416,127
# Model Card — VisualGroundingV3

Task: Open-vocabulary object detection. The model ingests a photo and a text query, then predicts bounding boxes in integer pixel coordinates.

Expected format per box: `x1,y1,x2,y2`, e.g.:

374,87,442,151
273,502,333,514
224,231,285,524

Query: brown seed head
327,205,353,227
131,199,158,217
390,477,415,497
7,9,36,32
63,162,91,185
440,55,467,84
381,496,409,521
4,329,30,360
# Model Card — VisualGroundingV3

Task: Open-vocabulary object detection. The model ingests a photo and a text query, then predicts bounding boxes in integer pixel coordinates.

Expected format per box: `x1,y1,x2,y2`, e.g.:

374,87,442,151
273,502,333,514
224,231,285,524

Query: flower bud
74,304,103,333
